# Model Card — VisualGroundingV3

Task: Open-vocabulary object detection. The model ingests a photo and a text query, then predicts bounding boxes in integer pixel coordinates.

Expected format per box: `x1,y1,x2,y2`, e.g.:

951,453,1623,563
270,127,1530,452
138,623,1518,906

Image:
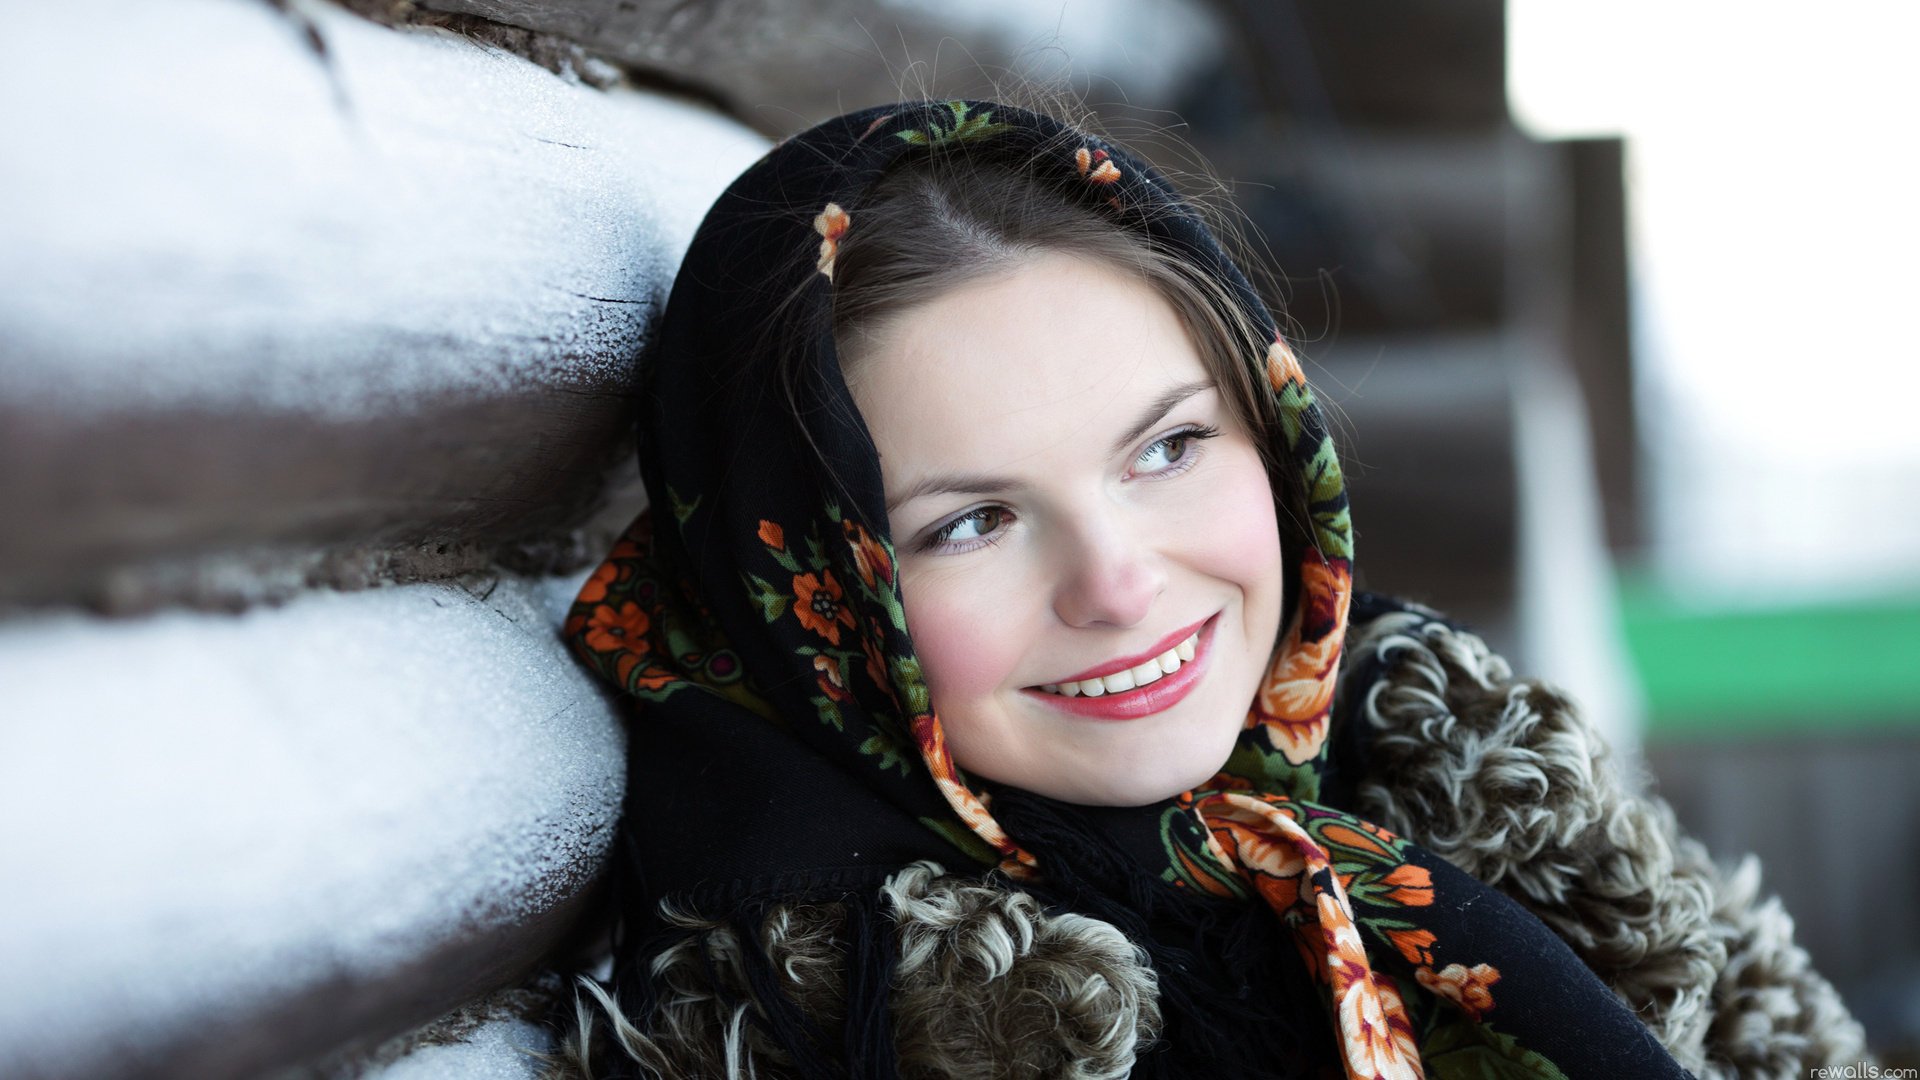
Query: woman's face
849,251,1285,806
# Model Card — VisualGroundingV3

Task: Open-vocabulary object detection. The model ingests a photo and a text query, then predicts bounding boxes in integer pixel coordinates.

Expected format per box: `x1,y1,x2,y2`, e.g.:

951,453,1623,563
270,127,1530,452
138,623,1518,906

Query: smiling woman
551,99,1854,1079
848,252,1283,808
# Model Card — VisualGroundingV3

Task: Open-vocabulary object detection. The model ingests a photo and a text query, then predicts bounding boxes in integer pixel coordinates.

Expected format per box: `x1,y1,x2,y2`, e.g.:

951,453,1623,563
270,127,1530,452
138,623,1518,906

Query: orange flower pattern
1340,964,1422,1079
844,519,894,589
793,569,857,645
1074,146,1122,184
814,202,849,280
1193,793,1432,1079
814,653,852,703
1378,864,1435,908
1267,335,1306,389
1414,963,1502,1023
914,709,1037,876
861,637,891,698
577,560,619,606
616,650,679,694
584,601,649,654
1388,928,1438,967
1250,549,1352,765
563,513,745,704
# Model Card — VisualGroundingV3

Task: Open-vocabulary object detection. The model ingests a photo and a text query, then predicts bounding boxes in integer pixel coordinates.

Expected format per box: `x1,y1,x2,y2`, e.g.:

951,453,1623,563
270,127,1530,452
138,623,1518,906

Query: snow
362,1014,556,1080
0,0,769,418
0,570,623,1075
0,0,767,1072
0,1,760,1070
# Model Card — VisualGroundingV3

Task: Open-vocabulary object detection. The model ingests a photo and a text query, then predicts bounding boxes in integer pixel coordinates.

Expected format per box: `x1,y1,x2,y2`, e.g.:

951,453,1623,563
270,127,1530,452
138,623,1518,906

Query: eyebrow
883,379,1217,513
1106,379,1214,458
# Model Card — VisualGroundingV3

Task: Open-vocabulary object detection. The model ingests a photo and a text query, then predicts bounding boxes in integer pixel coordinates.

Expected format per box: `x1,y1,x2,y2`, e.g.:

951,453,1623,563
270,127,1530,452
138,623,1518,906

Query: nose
1050,520,1165,629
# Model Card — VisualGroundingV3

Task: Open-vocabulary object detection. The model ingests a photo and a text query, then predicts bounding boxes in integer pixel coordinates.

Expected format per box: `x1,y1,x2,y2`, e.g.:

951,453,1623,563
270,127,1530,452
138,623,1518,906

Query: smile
1024,616,1217,721
1038,628,1200,697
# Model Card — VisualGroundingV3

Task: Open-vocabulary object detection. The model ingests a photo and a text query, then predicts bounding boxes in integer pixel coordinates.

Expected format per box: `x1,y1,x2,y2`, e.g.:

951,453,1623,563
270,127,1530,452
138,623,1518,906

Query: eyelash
924,506,1009,554
1132,424,1220,480
918,425,1222,554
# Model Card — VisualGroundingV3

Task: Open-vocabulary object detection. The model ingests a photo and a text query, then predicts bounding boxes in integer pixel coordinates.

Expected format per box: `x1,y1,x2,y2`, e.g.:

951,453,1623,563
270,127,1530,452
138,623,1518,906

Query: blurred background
2,0,1914,1075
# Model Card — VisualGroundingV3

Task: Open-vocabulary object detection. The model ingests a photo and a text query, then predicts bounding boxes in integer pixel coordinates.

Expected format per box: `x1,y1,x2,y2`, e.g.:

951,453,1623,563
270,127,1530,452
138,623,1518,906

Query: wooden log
1319,332,1520,643
0,3,747,1075
1211,0,1508,129
0,574,623,1079
398,0,1229,131
1325,330,1643,749
1561,137,1639,552
1200,128,1528,337
0,0,767,611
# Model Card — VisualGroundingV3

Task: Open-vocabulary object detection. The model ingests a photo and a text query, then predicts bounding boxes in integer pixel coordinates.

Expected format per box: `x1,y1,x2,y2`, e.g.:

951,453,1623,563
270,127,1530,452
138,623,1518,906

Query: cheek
897,566,1030,710
1197,448,1286,624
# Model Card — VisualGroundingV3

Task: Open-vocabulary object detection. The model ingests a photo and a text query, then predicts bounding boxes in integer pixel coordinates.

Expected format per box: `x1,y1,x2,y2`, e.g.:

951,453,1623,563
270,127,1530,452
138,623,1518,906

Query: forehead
849,252,1206,466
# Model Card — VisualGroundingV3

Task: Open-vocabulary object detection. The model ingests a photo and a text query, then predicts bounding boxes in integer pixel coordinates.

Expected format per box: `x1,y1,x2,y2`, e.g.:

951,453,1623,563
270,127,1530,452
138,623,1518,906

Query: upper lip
1044,615,1211,685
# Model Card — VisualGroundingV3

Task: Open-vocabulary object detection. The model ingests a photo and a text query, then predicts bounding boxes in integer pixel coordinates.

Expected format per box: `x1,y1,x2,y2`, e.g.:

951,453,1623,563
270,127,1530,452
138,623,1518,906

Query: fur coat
551,602,1869,1079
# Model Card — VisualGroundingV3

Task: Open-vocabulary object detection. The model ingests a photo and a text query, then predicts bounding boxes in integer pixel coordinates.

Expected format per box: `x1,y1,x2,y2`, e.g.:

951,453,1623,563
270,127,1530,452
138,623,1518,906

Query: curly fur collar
550,610,1869,1080
1340,609,1867,1078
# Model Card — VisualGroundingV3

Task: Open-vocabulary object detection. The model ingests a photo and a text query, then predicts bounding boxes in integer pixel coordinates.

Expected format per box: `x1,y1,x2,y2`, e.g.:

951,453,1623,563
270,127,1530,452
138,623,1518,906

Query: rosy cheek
1203,448,1286,632
898,570,1021,710
1219,464,1282,563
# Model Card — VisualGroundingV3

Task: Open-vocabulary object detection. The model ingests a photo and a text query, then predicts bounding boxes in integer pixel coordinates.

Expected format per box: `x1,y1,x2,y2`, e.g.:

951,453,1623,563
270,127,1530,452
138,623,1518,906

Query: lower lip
1023,616,1218,721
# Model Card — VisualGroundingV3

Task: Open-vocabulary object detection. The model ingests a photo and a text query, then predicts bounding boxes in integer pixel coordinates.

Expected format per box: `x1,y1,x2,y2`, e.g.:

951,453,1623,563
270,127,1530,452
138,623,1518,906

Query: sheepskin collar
555,605,1868,1079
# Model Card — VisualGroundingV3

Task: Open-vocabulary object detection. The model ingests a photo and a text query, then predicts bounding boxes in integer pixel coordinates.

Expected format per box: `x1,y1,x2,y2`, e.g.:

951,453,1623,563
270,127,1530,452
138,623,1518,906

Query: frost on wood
0,572,624,1078
359,1013,555,1080
308,978,567,1079
0,0,767,609
415,0,1227,125
0,0,768,417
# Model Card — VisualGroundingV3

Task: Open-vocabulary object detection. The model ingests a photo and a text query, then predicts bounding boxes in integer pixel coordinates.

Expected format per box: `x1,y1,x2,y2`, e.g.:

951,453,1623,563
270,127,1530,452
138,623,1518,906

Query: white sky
1509,1,1920,594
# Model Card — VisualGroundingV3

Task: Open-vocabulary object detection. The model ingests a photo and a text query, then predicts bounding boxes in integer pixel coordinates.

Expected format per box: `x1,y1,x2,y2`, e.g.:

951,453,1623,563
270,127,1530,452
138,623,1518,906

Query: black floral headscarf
565,100,1690,1078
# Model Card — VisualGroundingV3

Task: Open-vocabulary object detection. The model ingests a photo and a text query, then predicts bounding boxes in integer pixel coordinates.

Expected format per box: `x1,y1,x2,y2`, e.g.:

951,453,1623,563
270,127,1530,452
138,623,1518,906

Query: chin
1069,752,1233,808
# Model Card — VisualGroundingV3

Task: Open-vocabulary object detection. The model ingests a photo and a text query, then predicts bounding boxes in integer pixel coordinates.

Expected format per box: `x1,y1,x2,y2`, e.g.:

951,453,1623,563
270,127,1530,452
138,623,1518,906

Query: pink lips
1025,615,1217,721
1051,616,1211,684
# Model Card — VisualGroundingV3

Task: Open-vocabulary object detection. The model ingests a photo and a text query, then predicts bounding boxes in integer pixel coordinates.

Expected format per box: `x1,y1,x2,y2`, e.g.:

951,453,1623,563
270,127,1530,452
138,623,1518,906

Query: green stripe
1616,575,1920,739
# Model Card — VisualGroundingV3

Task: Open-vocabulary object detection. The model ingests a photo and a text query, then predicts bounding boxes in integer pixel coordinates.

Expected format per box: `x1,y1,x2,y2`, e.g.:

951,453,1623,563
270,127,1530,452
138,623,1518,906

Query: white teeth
1038,629,1203,696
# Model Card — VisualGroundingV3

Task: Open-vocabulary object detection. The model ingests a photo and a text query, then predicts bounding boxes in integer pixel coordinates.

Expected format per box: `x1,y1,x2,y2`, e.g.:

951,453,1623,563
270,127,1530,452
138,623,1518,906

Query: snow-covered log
0,0,767,611
0,2,770,1076
0,574,619,1078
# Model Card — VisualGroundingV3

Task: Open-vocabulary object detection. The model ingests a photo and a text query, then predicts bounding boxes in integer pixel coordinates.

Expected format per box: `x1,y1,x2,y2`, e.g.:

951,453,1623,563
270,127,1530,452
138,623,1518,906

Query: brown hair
824,142,1311,565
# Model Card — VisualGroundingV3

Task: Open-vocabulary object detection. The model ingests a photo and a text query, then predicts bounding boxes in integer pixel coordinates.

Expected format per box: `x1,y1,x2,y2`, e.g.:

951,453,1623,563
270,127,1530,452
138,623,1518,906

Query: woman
557,99,1862,1078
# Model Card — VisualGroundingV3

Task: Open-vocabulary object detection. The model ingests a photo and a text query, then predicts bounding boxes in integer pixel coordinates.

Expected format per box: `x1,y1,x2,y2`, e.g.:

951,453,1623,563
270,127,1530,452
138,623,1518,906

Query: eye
1133,425,1220,478
925,505,1011,553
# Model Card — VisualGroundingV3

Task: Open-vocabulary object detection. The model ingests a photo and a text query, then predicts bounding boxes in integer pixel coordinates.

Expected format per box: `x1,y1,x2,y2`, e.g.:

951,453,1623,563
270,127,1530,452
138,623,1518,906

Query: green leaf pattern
895,101,1013,147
